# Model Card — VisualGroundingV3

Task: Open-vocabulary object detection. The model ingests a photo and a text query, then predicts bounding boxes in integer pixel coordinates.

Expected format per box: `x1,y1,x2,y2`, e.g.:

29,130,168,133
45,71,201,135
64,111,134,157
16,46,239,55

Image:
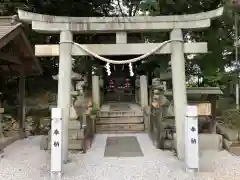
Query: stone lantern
52,71,81,121
41,71,88,150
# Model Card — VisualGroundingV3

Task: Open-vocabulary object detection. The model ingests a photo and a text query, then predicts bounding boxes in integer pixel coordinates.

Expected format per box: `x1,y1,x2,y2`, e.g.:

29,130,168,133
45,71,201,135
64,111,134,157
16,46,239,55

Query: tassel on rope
105,63,111,76
129,63,134,77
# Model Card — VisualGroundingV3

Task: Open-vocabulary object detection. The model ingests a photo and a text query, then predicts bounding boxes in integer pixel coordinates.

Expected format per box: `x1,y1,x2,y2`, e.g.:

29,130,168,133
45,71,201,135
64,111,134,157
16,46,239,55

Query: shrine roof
0,15,42,75
164,87,223,96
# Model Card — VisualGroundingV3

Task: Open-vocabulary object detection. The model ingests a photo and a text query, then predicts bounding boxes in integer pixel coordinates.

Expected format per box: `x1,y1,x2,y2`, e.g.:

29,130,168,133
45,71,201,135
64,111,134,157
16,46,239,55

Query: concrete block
42,132,86,150
97,117,143,124
98,111,143,117
48,129,84,141
96,123,144,132
40,135,48,150
44,119,85,150
68,120,82,129
173,133,222,152
198,133,222,151
47,139,84,150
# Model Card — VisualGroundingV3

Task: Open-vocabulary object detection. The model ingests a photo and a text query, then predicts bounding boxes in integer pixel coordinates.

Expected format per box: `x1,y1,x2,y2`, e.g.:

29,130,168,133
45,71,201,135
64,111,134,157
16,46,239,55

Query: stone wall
2,112,51,137
2,86,93,138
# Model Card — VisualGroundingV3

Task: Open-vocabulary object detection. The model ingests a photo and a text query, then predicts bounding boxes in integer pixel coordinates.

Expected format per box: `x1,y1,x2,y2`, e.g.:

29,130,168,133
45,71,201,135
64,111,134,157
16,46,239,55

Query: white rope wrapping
67,39,183,65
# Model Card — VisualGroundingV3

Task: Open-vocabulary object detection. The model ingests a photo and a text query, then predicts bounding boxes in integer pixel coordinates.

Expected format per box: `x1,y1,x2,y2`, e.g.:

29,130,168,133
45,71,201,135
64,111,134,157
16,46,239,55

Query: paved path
1,133,240,180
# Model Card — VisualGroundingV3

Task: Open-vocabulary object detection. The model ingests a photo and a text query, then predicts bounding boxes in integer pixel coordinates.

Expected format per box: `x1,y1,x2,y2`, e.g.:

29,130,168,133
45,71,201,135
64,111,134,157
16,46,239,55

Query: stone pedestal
92,75,100,108
41,109,85,150
140,75,148,108
41,126,85,150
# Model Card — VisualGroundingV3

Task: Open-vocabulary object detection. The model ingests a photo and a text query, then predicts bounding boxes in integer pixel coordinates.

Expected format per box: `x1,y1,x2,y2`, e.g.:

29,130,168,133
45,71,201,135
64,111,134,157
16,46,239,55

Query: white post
140,75,148,108
170,29,187,160
51,108,63,179
92,75,100,108
58,30,73,163
185,105,199,173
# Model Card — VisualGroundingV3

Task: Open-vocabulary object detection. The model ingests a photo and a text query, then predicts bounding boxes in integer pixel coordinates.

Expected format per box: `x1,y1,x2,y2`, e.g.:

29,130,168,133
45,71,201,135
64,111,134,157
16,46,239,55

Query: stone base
96,123,144,132
173,133,223,152
40,120,87,151
40,135,86,151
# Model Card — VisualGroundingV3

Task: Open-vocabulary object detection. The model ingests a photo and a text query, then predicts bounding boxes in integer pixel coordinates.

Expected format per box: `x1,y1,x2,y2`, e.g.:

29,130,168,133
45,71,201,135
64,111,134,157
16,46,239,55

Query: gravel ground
0,133,240,180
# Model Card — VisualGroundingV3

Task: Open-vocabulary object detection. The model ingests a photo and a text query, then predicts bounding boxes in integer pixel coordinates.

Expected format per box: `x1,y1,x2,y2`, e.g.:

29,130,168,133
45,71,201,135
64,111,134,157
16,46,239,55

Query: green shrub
91,103,98,115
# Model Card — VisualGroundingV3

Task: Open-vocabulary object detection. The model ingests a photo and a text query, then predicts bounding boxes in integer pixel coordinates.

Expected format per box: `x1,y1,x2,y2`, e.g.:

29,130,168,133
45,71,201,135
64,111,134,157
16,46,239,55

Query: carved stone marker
51,108,62,179
185,105,199,172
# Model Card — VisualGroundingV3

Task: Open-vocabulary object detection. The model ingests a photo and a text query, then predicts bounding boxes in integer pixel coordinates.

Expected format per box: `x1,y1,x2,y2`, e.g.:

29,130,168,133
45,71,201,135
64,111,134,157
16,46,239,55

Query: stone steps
96,117,143,124
96,130,145,134
96,123,144,133
97,104,145,133
96,110,145,133
98,111,143,118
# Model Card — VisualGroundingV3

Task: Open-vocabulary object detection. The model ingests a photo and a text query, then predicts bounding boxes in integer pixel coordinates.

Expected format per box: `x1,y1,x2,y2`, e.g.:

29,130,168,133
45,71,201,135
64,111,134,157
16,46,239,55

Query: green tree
137,0,236,88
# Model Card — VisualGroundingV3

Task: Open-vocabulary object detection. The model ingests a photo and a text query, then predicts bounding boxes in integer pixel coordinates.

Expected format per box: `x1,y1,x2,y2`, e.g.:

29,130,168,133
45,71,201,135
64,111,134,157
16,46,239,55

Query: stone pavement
104,136,143,157
1,133,240,180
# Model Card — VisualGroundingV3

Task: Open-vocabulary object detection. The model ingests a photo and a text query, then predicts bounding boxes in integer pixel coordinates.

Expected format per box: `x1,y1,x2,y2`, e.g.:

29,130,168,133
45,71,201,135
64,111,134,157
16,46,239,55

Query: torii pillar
170,29,187,160
58,31,73,163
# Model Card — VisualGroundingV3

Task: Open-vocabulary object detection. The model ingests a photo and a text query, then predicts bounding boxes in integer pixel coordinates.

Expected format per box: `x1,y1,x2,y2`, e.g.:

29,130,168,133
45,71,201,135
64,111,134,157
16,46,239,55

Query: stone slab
96,117,143,124
68,120,82,129
48,129,84,140
46,138,84,150
96,130,147,134
104,136,143,157
110,104,130,111
98,111,143,117
96,123,144,132
173,133,223,151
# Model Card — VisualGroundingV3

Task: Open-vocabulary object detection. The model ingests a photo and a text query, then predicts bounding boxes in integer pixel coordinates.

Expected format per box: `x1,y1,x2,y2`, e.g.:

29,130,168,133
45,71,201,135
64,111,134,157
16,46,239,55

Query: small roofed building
0,15,42,140
160,72,223,133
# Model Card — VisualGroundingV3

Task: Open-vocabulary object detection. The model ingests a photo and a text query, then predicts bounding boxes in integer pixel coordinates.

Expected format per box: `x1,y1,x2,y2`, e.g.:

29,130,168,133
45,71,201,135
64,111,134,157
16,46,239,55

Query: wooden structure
0,16,42,137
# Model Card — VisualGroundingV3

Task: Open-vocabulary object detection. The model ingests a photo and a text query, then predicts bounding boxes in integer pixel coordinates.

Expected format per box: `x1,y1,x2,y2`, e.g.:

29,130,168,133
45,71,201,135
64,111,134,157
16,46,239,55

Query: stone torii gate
18,7,223,162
